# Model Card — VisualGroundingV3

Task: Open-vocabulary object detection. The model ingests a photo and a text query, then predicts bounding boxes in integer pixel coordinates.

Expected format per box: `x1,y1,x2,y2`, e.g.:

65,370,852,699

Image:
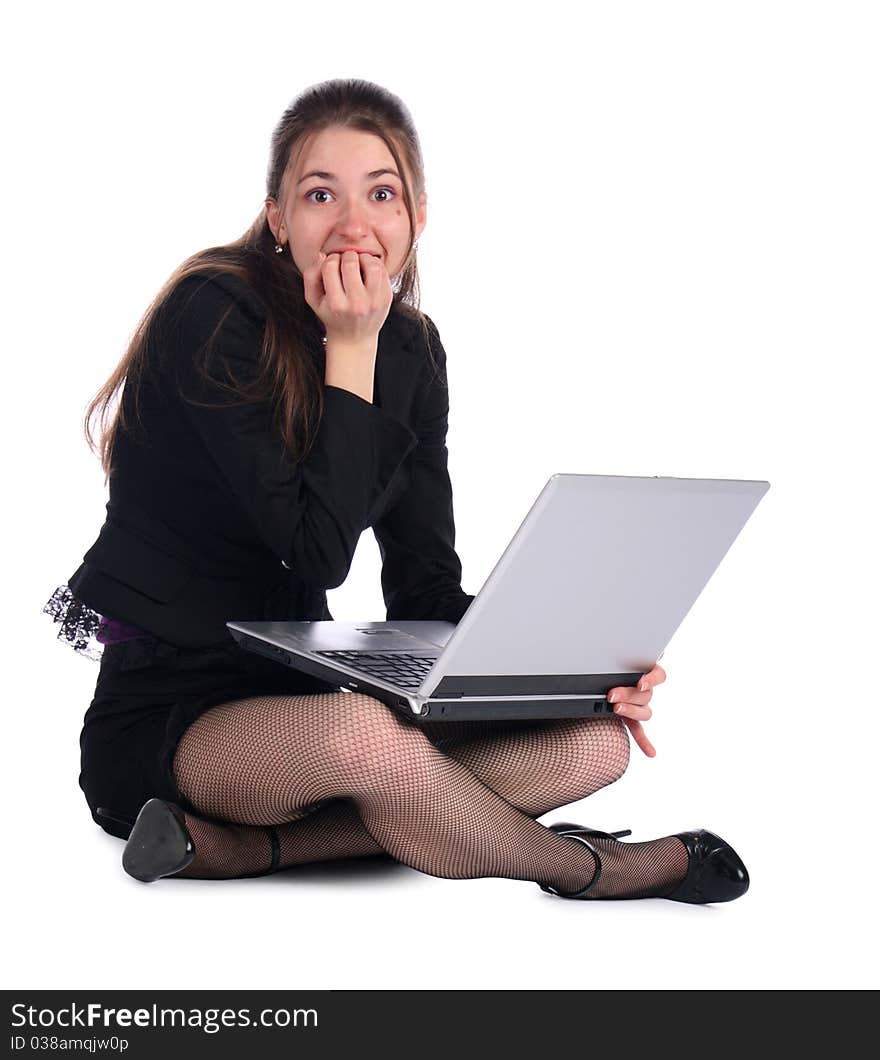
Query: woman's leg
173,798,388,878
172,709,630,878
420,715,631,817
169,691,687,896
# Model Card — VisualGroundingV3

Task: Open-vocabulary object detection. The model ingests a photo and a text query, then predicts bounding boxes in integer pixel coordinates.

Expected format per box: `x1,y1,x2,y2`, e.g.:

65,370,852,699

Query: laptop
227,473,770,724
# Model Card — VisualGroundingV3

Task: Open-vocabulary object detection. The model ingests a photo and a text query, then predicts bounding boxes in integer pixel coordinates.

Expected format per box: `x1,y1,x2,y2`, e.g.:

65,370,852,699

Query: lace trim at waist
42,585,149,661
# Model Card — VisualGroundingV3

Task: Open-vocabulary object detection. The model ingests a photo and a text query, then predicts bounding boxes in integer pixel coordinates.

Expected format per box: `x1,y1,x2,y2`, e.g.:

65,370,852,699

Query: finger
303,251,327,306
321,252,346,304
623,717,656,758
357,253,392,320
637,665,665,692
339,249,369,293
613,701,653,722
608,687,653,707
360,251,385,291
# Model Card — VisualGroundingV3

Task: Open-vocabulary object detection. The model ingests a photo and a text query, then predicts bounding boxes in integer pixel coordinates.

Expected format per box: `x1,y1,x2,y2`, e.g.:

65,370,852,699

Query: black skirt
79,633,342,840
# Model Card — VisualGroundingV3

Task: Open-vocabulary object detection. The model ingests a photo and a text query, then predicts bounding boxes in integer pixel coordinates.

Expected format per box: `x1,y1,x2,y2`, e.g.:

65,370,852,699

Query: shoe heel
96,806,137,830
548,822,632,840
565,827,632,840
122,799,195,883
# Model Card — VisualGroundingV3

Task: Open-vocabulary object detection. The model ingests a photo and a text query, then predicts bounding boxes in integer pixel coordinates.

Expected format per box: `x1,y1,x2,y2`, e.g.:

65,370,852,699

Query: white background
4,0,877,990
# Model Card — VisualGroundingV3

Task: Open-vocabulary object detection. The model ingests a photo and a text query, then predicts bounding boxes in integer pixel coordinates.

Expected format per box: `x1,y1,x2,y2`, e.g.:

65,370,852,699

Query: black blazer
68,271,474,648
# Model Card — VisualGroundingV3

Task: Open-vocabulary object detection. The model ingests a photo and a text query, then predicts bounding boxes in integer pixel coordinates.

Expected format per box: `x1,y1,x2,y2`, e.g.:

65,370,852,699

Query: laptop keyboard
315,651,437,689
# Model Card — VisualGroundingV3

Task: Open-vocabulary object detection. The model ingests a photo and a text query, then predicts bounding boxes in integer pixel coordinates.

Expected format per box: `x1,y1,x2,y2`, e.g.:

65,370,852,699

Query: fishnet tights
170,692,688,897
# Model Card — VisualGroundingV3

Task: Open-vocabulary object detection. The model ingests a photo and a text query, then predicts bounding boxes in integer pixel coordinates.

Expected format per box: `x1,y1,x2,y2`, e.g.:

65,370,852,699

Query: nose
334,198,370,240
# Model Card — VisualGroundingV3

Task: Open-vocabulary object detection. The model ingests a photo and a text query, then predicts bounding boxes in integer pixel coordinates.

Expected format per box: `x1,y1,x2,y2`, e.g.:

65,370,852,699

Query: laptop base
421,698,618,721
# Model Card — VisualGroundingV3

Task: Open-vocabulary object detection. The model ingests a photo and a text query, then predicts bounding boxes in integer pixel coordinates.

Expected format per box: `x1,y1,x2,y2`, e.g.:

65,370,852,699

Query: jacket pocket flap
83,520,194,603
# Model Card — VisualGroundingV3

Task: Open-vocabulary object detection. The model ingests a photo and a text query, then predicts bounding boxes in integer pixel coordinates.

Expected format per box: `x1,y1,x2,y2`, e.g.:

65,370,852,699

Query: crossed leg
168,691,687,898
420,714,631,817
172,709,631,877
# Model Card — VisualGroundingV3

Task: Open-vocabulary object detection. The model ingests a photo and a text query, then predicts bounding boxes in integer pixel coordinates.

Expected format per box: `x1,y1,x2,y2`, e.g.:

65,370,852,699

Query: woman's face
266,126,426,282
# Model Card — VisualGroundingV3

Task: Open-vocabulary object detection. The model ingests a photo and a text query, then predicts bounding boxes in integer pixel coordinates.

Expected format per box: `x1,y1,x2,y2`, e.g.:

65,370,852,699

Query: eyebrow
297,168,401,186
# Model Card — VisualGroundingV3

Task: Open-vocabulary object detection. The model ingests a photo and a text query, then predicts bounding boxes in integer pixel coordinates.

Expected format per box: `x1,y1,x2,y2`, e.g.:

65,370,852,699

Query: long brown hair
85,78,436,481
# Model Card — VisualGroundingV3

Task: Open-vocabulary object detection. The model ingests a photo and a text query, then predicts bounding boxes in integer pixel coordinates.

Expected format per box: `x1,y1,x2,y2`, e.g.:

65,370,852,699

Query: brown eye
305,187,396,204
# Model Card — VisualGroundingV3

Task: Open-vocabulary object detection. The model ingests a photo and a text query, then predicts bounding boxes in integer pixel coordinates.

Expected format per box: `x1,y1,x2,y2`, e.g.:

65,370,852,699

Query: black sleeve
162,272,418,589
372,315,475,624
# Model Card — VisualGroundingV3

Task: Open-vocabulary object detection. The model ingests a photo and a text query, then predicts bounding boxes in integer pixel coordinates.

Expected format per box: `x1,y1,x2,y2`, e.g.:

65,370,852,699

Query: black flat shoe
540,820,749,904
122,799,196,882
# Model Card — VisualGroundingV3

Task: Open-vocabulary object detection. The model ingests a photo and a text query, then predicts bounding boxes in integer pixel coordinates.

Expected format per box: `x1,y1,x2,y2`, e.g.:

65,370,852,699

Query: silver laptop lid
420,473,769,698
